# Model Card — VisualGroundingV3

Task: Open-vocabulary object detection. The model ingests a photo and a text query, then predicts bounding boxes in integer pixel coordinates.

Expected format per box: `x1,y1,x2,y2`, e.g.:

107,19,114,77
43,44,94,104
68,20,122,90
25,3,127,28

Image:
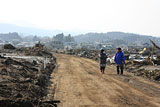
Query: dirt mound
0,45,58,106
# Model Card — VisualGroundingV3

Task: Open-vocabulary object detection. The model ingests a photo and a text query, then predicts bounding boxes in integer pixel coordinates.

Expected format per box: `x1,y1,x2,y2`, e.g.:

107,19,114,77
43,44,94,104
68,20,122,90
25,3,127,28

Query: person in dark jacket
99,48,107,74
114,48,125,75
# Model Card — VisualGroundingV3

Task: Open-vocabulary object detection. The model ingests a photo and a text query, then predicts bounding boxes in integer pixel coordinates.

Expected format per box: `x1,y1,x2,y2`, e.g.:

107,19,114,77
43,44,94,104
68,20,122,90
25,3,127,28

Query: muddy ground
51,53,160,107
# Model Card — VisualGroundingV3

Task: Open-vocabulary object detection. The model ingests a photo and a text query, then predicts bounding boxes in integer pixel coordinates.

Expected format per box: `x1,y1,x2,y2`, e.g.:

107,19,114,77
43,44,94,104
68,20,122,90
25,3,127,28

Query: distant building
16,42,35,48
64,42,77,50
50,41,64,49
95,43,102,50
79,42,95,50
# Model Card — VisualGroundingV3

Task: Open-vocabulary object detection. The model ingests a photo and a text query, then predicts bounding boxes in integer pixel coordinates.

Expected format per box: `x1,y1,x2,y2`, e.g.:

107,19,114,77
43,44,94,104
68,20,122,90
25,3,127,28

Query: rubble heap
126,61,160,81
3,44,16,50
17,43,52,57
135,69,160,81
0,44,57,107
63,49,100,61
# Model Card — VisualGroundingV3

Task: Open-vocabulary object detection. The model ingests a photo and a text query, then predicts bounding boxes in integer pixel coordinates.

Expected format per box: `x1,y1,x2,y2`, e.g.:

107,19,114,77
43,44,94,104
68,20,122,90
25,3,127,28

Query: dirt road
51,54,160,107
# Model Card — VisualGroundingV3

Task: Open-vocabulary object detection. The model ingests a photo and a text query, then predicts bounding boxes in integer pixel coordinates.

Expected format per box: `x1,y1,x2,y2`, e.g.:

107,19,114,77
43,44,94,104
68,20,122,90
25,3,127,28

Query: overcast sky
0,0,159,36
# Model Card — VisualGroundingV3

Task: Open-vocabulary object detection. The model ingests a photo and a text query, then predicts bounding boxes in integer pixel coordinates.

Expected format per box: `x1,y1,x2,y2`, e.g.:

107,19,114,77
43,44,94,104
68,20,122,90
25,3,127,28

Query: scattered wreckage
125,40,160,82
60,41,160,82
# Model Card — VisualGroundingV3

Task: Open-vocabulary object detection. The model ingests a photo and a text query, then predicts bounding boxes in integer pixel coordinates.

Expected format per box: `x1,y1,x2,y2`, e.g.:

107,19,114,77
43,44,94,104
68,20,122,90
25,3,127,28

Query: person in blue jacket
114,48,125,75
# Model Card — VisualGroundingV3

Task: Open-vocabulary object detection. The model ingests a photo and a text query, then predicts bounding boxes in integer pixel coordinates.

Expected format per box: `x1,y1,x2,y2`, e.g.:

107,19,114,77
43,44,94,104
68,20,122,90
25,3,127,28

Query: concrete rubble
0,43,59,107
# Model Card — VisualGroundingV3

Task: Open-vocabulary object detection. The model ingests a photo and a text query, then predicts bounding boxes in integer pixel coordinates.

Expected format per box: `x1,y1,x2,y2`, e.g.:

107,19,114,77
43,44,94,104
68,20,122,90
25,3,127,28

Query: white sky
0,0,160,36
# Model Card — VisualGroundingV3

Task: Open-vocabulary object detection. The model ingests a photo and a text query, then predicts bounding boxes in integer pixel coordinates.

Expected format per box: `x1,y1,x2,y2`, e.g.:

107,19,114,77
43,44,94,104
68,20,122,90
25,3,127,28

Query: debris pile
0,44,58,107
77,50,99,61
17,43,52,57
62,49,100,61
126,61,160,81
135,69,160,81
3,44,16,50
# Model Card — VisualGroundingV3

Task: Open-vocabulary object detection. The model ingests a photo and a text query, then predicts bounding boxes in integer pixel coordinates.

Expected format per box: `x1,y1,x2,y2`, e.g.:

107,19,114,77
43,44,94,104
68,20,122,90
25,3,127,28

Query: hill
0,23,62,36
74,32,160,46
0,32,22,41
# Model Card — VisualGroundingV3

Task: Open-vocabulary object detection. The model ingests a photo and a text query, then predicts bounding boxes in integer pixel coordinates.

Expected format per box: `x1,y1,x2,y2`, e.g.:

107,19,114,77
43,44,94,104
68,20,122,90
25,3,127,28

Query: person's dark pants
100,66,105,71
117,64,123,74
100,64,106,74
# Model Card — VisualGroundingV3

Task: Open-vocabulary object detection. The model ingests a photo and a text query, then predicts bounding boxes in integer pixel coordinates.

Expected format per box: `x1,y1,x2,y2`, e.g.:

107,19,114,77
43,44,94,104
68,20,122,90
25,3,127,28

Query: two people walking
99,47,125,74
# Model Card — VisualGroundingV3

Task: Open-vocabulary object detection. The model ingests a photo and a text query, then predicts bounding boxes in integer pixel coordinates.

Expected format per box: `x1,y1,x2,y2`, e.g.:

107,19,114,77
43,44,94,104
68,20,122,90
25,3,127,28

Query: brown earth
51,53,160,107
